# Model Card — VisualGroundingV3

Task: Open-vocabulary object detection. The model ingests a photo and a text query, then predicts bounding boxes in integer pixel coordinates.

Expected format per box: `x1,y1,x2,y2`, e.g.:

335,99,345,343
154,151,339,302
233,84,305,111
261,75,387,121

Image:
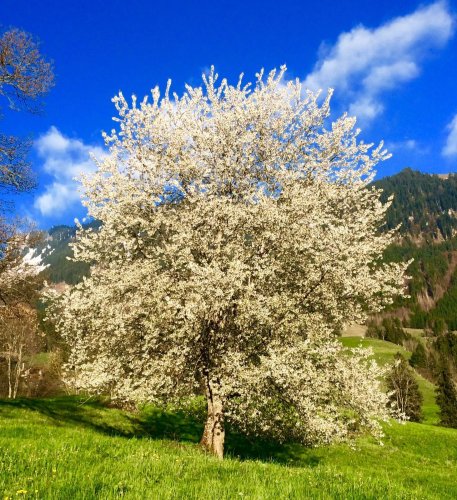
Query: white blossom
50,67,408,458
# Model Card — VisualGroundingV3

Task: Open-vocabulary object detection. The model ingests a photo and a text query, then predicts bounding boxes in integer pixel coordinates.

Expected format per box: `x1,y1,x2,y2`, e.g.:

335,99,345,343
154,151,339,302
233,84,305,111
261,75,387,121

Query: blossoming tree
52,67,407,458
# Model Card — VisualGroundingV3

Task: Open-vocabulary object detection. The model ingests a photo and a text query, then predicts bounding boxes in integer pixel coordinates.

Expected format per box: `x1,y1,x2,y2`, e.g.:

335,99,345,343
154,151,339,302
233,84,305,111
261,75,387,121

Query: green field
0,337,454,499
340,336,412,364
0,396,456,499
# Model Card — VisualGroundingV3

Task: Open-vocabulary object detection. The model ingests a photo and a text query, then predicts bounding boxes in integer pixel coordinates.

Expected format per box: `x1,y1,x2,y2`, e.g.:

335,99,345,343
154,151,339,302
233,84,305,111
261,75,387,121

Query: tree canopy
0,27,53,302
0,28,53,399
51,67,408,458
0,28,54,200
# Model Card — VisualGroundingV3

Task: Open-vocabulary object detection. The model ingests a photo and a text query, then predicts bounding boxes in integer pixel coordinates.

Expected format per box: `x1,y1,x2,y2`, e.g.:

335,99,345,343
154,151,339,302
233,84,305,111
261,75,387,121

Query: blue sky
2,0,457,228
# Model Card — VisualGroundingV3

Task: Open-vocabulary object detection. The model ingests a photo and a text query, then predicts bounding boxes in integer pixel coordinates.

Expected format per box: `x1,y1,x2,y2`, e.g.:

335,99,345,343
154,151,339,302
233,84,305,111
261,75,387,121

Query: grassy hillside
0,396,455,499
340,336,411,364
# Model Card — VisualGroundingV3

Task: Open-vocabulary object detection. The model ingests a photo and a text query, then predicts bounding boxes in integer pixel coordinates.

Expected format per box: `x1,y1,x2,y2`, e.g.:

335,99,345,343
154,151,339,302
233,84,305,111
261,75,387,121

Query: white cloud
386,138,430,155
34,127,106,217
303,1,454,123
443,114,457,157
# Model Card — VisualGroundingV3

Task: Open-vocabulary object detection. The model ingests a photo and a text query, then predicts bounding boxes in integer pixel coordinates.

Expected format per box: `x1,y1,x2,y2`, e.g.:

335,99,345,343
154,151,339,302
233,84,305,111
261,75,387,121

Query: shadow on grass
0,396,318,465
225,431,315,465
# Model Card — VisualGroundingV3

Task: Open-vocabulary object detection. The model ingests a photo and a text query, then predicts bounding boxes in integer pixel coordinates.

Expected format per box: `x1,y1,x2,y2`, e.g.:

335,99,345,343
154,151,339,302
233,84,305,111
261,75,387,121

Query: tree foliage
0,228,44,307
366,317,410,345
436,366,457,428
409,341,428,370
0,230,46,398
386,353,422,422
0,303,42,398
433,332,457,371
0,26,53,308
0,28,54,203
50,67,408,458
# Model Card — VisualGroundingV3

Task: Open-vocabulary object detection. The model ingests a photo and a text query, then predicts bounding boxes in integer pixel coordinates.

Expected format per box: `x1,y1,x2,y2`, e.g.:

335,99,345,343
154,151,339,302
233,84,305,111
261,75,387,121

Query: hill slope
30,223,99,285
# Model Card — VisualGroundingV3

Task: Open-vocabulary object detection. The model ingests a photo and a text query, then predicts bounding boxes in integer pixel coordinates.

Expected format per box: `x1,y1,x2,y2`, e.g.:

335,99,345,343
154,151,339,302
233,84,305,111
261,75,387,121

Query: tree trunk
200,377,225,459
13,344,23,399
7,352,12,399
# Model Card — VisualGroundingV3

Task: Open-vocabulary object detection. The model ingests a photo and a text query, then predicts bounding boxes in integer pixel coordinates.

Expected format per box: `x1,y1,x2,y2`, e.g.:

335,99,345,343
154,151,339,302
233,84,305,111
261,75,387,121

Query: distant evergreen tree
436,366,457,428
428,275,457,331
409,342,428,370
366,318,410,346
433,332,457,368
431,318,448,336
409,308,428,329
386,354,423,422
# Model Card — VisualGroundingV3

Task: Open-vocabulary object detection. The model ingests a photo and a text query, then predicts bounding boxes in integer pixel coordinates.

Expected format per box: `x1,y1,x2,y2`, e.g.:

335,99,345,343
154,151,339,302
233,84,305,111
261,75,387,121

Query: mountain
29,223,94,285
372,168,457,242
370,169,457,329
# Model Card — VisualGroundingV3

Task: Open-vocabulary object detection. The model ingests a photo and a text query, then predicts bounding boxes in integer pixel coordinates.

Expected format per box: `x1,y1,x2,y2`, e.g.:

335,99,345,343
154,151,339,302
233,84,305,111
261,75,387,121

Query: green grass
340,336,412,365
28,352,51,367
404,328,426,339
417,374,440,424
0,397,456,499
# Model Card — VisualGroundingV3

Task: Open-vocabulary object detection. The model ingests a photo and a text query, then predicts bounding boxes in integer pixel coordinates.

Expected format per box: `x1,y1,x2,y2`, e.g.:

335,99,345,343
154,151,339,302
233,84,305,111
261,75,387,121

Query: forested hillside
373,168,457,241
368,169,457,330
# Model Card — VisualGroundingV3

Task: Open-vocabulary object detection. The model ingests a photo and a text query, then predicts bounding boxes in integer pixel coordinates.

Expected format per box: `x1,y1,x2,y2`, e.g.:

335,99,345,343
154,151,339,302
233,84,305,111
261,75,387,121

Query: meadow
1,336,455,499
